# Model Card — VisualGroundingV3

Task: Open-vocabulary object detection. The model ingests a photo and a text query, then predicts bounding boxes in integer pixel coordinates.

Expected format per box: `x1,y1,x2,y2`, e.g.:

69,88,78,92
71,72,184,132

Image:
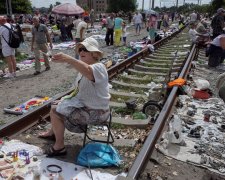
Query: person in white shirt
190,11,197,22
188,22,198,43
208,34,225,67
75,18,88,42
75,17,88,59
133,12,143,35
73,15,82,29
38,37,110,157
0,16,17,78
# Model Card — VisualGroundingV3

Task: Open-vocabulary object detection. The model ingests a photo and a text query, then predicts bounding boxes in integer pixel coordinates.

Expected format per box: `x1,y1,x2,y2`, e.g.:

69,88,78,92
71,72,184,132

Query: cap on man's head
217,8,225,13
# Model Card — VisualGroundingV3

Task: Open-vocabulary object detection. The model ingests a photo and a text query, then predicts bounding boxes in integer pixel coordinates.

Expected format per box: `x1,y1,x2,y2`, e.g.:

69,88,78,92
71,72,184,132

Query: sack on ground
193,79,210,90
76,143,122,167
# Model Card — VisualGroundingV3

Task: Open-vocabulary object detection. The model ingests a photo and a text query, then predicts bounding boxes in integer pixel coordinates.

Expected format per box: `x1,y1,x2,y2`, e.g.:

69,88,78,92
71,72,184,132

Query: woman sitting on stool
39,37,110,157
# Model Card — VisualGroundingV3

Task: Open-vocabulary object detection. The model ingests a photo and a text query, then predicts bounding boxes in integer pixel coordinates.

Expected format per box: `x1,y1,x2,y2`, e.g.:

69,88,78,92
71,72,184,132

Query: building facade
76,0,109,13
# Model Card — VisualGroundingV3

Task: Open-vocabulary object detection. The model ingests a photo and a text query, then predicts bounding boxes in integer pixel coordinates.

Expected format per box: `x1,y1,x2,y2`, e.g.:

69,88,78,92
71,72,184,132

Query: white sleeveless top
56,63,110,118
211,34,225,47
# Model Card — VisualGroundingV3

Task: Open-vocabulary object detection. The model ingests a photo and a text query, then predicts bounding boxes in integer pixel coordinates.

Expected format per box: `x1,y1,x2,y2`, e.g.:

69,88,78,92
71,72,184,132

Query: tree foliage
211,0,225,14
55,2,61,6
107,0,137,13
0,0,32,14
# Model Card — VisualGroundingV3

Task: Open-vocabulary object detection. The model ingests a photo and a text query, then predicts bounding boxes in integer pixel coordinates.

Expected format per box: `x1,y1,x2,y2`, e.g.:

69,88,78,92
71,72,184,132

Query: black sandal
45,146,67,157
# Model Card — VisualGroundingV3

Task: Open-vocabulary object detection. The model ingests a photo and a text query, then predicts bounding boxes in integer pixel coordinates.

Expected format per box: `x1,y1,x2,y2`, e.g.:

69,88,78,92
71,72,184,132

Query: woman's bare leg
50,107,65,150
5,56,13,73
11,55,16,73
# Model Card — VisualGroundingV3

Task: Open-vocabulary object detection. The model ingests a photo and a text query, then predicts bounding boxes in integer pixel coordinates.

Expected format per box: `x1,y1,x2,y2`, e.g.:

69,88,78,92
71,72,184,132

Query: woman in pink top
101,15,107,29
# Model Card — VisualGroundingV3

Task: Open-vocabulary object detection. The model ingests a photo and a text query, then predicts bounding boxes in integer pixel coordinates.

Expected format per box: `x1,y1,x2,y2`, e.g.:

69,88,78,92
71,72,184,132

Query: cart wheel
142,101,162,120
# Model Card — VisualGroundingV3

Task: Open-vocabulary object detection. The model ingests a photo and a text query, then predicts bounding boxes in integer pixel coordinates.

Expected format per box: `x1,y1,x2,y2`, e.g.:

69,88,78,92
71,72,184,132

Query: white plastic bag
168,115,183,144
193,79,210,90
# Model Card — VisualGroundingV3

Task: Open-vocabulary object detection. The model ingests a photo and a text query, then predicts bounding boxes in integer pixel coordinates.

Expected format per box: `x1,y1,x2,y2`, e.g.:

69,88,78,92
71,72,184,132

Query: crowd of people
1,7,225,156
188,8,225,70
1,8,225,180
0,8,167,156
187,8,225,103
0,10,186,78
1,8,224,80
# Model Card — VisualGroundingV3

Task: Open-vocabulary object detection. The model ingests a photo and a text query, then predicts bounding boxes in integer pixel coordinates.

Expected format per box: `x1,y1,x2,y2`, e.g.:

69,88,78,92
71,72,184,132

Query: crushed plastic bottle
183,85,193,97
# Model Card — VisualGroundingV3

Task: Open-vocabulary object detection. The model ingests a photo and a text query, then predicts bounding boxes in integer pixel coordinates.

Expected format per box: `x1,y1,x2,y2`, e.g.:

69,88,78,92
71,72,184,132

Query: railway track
0,24,198,179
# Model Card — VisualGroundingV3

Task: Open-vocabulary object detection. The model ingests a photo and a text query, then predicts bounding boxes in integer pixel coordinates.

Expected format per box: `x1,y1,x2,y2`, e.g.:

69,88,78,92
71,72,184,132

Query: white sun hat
75,37,103,58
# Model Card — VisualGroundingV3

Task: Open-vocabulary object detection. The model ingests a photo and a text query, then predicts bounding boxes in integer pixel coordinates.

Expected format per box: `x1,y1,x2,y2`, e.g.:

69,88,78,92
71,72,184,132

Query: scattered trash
132,112,147,120
3,96,50,115
172,171,178,176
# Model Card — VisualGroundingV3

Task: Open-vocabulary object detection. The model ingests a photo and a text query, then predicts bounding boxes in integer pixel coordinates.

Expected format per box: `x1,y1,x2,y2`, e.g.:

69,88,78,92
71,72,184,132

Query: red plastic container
192,90,210,99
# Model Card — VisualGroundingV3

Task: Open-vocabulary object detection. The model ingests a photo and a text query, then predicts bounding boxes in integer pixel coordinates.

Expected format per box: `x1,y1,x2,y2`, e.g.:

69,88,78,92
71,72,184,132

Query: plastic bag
76,143,122,167
168,115,183,144
193,79,210,90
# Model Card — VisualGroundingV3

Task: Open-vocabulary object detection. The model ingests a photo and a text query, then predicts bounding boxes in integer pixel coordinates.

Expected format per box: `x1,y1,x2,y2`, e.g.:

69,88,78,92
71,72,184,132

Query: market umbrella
52,3,84,16
144,9,158,16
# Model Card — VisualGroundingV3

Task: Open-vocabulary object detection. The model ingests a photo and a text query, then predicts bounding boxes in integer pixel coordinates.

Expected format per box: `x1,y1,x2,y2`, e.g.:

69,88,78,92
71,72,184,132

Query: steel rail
127,44,197,179
0,89,73,137
108,26,185,79
0,25,187,138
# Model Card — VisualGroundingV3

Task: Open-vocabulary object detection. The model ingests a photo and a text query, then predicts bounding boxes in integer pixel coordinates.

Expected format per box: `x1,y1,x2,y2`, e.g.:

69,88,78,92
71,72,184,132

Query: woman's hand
52,52,74,63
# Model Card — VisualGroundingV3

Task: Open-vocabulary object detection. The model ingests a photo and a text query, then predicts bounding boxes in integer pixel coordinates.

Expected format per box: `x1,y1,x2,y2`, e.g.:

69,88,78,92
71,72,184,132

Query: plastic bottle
183,85,193,97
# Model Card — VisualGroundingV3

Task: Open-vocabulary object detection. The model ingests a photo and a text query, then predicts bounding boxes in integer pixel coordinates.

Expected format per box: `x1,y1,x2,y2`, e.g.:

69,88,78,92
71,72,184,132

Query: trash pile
0,139,124,179
3,96,50,115
52,41,76,50
157,76,225,174
157,23,180,38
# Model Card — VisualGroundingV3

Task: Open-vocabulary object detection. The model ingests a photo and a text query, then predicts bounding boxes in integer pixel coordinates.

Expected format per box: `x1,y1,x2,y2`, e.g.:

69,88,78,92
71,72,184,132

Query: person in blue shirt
114,13,123,47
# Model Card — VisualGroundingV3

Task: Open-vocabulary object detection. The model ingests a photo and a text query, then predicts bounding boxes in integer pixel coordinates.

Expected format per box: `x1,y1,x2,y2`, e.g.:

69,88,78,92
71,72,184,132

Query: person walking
105,13,114,46
162,12,169,34
133,12,143,35
90,9,95,28
31,16,53,75
65,16,74,40
73,15,82,30
74,17,88,59
0,16,17,78
114,13,123,47
190,11,197,22
60,17,68,41
148,13,157,44
211,8,225,39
